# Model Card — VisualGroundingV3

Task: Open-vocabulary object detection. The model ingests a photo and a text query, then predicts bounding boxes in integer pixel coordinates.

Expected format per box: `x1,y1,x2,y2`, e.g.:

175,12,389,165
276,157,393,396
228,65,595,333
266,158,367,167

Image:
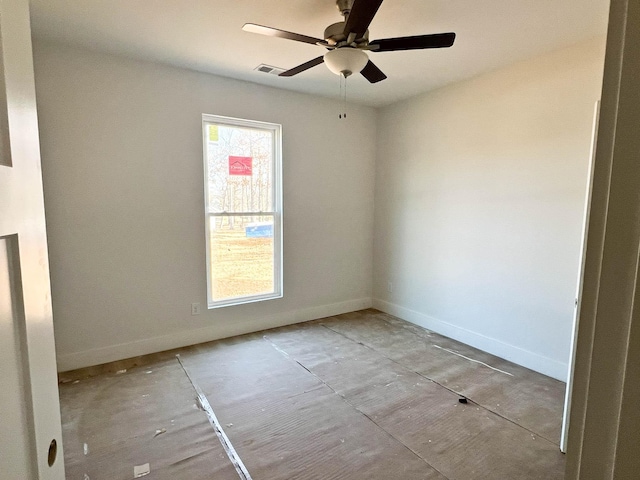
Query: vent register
254,64,286,75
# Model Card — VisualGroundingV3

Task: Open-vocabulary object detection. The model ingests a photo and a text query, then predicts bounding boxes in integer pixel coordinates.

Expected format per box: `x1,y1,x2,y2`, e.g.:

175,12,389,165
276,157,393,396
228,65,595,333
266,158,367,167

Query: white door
0,0,65,478
560,101,600,453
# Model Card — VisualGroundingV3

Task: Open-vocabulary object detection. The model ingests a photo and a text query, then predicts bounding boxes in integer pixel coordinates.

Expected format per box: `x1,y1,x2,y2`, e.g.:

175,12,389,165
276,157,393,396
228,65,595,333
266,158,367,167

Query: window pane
205,124,274,213
208,214,275,302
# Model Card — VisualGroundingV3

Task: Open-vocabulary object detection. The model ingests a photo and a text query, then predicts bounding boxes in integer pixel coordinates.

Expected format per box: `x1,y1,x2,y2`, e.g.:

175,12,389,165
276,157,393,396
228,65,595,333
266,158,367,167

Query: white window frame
202,114,283,308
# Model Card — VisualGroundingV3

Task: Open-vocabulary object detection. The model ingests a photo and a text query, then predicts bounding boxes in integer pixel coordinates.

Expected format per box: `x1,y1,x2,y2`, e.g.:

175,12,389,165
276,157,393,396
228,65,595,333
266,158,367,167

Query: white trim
373,298,568,381
56,297,372,372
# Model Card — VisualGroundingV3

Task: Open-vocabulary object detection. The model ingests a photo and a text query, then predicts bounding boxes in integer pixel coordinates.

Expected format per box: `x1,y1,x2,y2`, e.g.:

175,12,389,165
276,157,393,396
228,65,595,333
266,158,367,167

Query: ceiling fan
243,0,456,83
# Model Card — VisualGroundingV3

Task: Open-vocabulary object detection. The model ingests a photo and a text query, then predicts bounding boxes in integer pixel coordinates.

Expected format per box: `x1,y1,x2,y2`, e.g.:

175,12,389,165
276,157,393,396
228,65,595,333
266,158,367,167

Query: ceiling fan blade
242,23,324,46
279,56,325,77
370,32,456,52
360,60,387,83
343,0,384,38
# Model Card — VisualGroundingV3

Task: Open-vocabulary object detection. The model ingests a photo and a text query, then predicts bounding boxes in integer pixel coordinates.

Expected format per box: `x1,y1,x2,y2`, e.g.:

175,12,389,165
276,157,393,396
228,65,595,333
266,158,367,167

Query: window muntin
203,115,282,308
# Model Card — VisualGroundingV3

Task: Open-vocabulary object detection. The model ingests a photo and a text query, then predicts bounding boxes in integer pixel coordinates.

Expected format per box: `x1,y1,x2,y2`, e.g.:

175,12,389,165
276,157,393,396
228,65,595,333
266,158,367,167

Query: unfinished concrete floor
58,309,567,479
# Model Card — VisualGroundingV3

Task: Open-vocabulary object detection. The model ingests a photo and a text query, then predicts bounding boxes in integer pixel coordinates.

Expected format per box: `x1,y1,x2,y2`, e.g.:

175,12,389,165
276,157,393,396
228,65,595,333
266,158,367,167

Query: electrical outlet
387,281,393,293
191,302,201,315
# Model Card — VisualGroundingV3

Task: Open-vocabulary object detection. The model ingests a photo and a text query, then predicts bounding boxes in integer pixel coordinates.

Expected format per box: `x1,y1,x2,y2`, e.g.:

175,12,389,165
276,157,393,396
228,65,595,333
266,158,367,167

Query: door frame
565,0,640,477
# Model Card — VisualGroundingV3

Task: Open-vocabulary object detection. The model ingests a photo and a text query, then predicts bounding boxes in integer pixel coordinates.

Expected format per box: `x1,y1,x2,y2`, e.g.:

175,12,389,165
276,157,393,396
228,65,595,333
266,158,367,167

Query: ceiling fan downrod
336,0,353,18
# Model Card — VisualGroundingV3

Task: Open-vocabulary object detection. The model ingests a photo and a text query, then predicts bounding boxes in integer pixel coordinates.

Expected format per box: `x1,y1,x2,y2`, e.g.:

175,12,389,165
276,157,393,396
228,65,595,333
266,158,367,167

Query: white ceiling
29,0,610,107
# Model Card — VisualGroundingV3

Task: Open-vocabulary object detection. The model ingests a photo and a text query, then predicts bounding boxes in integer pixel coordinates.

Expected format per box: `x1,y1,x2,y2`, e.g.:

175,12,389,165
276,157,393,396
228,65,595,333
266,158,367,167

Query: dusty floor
58,309,566,479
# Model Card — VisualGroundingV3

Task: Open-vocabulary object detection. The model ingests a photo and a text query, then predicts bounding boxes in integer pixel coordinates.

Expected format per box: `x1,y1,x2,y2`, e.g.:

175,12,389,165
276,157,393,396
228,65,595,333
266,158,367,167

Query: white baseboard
57,297,372,372
372,298,568,381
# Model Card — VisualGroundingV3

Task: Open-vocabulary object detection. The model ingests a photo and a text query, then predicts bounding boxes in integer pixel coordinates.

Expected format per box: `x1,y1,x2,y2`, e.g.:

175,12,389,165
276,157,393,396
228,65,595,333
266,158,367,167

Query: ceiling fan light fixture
323,48,368,77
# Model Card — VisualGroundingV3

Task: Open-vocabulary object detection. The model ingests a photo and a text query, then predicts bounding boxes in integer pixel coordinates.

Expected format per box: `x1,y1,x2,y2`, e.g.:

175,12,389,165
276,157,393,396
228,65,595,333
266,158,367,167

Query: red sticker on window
229,156,252,176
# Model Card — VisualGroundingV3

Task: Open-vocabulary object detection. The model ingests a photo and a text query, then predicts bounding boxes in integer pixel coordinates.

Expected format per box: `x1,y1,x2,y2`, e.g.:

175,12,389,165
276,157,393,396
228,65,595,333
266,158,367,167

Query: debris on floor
133,463,150,478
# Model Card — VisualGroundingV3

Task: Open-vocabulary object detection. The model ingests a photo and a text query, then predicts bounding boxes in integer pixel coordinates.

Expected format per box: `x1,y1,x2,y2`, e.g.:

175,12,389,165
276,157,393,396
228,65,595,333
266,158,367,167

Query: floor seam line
321,323,560,447
175,355,253,480
262,335,453,480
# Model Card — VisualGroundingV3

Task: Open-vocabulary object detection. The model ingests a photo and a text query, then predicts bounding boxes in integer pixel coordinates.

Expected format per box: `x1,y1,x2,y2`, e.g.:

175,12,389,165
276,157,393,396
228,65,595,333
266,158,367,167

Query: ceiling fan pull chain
344,74,348,119
338,75,342,118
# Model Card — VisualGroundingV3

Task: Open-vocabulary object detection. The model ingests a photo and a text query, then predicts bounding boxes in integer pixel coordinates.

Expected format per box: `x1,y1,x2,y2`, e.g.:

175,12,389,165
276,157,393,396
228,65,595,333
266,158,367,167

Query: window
202,114,282,308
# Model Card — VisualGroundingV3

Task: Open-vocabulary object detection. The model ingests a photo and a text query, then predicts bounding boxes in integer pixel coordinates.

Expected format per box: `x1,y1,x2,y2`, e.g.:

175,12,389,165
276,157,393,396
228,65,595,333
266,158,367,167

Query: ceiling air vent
254,64,286,76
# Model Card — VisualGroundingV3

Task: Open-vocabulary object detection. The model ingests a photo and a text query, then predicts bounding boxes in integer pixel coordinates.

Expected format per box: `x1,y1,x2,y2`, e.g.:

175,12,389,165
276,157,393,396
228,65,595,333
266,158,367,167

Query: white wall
373,37,606,380
34,37,607,378
33,41,376,372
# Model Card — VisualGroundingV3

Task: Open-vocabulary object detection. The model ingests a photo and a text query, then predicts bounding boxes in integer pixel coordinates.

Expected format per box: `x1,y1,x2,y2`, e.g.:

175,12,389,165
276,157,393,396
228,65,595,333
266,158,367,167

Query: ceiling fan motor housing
324,22,369,46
